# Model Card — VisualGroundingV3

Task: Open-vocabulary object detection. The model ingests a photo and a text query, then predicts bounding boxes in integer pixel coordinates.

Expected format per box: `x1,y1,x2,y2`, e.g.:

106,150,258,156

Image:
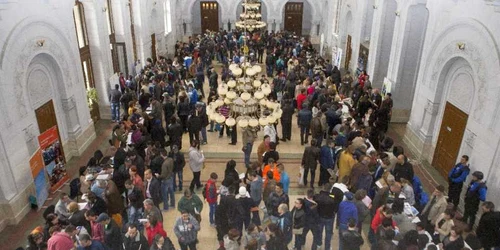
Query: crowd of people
19,28,500,250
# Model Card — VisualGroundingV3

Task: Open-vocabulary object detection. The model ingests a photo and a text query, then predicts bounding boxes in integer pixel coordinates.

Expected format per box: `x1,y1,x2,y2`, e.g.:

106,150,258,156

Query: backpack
202,183,209,199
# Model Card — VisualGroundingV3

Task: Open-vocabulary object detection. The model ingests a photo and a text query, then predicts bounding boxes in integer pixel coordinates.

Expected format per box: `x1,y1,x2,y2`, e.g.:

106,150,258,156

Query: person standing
447,155,470,208
319,139,335,187
340,218,364,250
476,201,500,249
302,139,321,188
188,140,205,192
178,189,203,223
462,171,487,229
158,149,175,211
248,171,263,225
144,169,162,207
337,192,359,250
266,183,290,223
204,172,218,227
242,125,258,168
420,185,448,232
122,223,149,250
109,84,122,123
297,103,313,145
291,198,306,250
314,184,337,250
174,211,201,250
302,189,320,250
169,145,186,191
280,99,294,142
96,213,121,250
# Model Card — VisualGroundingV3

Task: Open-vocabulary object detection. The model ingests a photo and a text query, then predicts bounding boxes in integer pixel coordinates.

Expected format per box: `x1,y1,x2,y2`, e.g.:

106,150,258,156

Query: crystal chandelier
206,1,281,129
235,0,267,32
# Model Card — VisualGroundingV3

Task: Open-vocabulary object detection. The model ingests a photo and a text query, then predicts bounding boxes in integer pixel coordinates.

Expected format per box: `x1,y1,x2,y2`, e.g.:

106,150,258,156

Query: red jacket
371,207,397,232
297,94,307,110
146,222,167,245
205,179,218,204
47,232,74,250
91,221,105,242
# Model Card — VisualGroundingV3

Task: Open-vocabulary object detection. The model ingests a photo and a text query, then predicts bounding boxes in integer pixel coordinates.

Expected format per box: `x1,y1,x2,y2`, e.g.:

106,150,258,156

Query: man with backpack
203,172,218,227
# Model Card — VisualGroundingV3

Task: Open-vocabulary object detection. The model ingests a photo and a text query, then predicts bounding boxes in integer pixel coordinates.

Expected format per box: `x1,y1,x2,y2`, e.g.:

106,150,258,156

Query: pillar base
403,123,435,164
0,183,36,232
391,108,411,123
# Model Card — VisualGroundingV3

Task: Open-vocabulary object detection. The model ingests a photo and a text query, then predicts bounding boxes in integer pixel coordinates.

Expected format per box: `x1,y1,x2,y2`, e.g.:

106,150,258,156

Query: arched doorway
282,0,313,36
432,57,474,177
192,0,222,34
372,0,397,86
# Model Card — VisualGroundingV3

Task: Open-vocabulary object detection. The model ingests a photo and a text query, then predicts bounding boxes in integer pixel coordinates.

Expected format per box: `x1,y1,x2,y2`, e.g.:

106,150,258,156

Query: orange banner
38,126,59,150
29,149,44,178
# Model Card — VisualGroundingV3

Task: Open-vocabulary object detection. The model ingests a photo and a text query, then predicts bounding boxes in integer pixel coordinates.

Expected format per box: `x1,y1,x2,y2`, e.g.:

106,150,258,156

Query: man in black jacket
340,218,364,250
122,223,148,250
169,145,186,191
144,169,161,207
280,100,294,142
392,154,414,182
298,104,313,145
314,184,339,250
124,180,144,226
168,116,184,150
476,201,500,249
303,189,320,250
97,213,122,250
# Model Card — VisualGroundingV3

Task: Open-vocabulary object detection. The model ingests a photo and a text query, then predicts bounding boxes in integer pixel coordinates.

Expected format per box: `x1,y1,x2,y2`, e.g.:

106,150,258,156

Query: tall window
164,0,172,35
73,1,95,89
106,0,120,73
129,0,138,61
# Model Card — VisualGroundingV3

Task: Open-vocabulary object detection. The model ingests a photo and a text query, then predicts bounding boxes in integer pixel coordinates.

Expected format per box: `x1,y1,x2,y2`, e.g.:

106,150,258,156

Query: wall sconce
395,11,400,16
373,5,378,9
457,42,466,50
102,7,107,12
36,39,45,47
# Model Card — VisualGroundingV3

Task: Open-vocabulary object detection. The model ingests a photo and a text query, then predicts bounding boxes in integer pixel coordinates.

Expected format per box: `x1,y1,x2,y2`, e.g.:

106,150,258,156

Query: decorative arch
421,18,500,128
0,17,81,134
277,0,317,22
184,0,227,21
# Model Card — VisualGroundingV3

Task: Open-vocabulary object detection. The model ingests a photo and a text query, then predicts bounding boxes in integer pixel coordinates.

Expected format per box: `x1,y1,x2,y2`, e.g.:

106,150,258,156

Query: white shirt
264,125,277,143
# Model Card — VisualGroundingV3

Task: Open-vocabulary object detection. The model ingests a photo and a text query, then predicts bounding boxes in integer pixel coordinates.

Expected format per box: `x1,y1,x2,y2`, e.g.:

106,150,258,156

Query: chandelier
235,0,266,32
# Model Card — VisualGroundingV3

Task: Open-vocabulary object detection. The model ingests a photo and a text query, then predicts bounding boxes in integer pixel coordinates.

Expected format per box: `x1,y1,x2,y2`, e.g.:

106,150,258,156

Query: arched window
73,1,95,90
105,0,120,73
164,0,172,35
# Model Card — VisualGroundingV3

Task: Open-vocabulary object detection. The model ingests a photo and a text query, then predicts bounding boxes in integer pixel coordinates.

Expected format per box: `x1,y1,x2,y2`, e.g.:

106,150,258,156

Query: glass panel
83,61,90,90
73,5,85,49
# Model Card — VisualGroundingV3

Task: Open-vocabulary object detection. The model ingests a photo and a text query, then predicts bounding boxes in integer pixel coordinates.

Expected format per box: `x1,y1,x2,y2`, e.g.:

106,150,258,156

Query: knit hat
236,186,249,198
96,213,110,223
85,174,95,181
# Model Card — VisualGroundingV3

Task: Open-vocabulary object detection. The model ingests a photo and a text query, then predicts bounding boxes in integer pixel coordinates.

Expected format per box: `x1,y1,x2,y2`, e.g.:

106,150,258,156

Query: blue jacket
466,181,487,201
448,163,470,183
337,200,358,226
280,172,290,194
297,109,313,127
320,145,334,169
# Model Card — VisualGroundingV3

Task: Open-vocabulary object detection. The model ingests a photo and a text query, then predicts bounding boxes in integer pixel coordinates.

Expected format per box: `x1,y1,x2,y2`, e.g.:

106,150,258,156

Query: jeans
190,171,201,191
338,223,348,250
295,232,306,250
244,142,253,167
127,207,143,231
209,203,217,225
179,241,197,250
302,224,320,250
266,65,273,76
319,217,334,250
189,130,200,145
315,136,323,147
303,167,316,187
111,102,120,121
173,171,183,191
201,127,207,143
161,178,175,210
300,125,310,144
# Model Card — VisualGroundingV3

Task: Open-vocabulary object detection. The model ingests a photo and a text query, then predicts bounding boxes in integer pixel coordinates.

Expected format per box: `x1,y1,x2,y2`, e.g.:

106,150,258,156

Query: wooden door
151,33,157,63
432,102,468,177
200,1,219,33
284,2,303,36
345,35,352,70
35,100,65,159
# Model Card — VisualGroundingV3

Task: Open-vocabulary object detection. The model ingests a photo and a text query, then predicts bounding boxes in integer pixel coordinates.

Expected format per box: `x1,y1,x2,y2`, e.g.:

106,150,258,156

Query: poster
29,149,49,208
38,126,68,192
382,77,393,98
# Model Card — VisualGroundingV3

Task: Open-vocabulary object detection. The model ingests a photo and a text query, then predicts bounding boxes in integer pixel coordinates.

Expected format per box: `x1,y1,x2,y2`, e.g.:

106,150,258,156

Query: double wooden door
35,100,65,158
432,102,468,177
201,1,219,33
284,2,303,36
151,33,157,63
345,35,352,70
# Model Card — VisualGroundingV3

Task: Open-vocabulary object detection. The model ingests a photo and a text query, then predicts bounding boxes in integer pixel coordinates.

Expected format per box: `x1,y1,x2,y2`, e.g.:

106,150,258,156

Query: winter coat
188,147,205,172
291,207,305,230
340,229,364,250
177,194,203,216
421,194,448,225
122,231,149,250
302,146,320,170
297,108,313,127
266,192,289,217
337,200,358,226
476,211,500,248
319,145,334,170
173,215,200,244
103,219,122,250
311,116,324,137
278,211,293,244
